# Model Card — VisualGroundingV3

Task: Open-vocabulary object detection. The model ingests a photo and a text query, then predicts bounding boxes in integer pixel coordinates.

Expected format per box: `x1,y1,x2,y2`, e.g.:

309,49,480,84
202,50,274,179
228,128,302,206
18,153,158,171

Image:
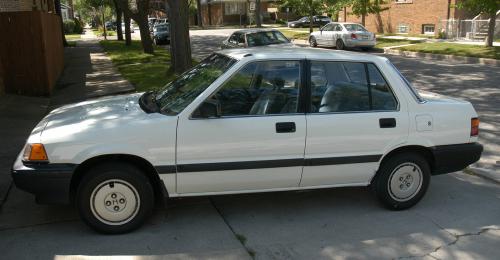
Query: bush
276,19,287,25
73,19,84,34
63,20,75,34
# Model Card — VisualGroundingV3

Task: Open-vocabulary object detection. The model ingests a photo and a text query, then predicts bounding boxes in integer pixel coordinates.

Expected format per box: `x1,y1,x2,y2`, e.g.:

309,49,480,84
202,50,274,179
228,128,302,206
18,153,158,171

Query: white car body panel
15,48,480,199
311,23,376,48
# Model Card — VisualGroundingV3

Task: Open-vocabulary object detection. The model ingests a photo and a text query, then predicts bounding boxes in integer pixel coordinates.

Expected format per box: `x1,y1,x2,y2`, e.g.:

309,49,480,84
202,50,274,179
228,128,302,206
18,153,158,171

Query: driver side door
175,60,306,194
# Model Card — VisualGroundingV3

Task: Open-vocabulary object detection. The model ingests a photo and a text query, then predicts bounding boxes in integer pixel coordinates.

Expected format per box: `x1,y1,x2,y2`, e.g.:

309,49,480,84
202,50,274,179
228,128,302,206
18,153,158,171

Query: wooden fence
0,11,64,96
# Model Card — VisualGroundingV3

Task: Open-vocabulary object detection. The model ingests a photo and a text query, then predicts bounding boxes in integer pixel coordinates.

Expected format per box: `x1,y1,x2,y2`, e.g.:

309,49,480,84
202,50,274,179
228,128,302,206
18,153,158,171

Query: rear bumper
11,163,76,204
345,39,376,48
431,143,483,175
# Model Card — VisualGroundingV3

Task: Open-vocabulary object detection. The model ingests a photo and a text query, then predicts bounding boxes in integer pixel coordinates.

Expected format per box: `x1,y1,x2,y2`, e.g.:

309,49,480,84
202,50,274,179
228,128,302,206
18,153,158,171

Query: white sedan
12,48,482,233
309,22,376,50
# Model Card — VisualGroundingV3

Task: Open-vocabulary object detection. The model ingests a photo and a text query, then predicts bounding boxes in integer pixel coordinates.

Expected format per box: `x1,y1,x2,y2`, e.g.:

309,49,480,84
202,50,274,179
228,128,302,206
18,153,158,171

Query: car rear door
301,60,409,187
175,59,307,194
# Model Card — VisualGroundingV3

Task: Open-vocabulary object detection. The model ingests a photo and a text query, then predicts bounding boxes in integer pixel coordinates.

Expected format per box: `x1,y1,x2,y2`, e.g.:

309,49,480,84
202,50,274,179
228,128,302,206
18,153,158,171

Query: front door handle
379,118,396,128
276,122,296,133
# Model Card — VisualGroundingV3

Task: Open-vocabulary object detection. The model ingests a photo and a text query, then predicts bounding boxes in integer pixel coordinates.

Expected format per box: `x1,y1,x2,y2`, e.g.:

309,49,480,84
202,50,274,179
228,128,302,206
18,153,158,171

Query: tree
124,12,132,45
349,0,388,26
255,0,262,27
195,0,203,27
458,0,499,47
55,0,69,47
115,0,154,54
279,0,325,33
167,0,193,74
112,0,124,40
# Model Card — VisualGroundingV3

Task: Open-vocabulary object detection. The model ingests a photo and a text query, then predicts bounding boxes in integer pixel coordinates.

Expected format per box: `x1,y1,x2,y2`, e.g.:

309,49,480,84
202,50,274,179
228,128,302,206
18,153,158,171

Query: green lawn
99,40,176,92
375,38,424,48
398,42,500,59
65,34,82,40
277,28,319,40
93,28,116,37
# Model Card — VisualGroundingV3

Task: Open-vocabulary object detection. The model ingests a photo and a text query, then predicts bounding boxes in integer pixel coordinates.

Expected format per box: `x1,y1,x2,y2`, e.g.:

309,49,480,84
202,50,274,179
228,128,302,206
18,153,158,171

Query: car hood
37,93,154,143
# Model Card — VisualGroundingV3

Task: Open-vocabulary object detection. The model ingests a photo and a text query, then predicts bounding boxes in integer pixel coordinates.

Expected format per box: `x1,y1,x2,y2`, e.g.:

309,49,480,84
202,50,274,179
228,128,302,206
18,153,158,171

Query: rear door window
309,61,397,113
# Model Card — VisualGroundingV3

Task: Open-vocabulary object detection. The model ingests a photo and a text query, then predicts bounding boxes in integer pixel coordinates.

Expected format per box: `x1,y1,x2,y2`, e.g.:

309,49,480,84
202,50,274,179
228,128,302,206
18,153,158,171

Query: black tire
309,36,318,47
372,153,430,210
336,39,345,50
76,162,155,234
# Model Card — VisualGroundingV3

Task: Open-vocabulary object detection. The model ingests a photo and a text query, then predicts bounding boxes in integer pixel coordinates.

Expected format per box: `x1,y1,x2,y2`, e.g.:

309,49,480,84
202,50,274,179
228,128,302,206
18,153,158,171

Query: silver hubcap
388,163,423,202
90,179,140,225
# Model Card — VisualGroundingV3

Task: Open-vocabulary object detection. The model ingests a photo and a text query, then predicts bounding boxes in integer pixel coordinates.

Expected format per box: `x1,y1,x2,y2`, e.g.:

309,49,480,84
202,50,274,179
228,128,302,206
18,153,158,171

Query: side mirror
193,99,221,118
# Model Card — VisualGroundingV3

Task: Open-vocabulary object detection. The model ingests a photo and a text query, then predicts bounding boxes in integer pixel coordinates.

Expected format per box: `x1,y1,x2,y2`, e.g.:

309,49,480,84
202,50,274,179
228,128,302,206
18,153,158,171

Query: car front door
176,60,306,194
301,60,409,187
333,24,344,46
318,24,334,45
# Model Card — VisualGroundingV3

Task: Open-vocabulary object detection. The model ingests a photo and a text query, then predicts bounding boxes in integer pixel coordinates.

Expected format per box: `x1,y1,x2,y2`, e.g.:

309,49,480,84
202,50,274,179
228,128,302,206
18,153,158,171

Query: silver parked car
309,22,376,50
221,29,294,49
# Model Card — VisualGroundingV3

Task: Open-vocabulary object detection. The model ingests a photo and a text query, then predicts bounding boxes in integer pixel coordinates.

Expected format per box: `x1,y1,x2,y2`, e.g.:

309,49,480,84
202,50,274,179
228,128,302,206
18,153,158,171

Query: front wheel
372,153,430,210
309,36,317,47
76,162,154,234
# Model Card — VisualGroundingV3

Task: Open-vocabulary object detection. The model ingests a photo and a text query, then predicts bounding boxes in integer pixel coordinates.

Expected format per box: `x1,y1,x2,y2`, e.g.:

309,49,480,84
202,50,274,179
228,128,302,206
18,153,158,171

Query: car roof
232,28,279,34
216,47,388,63
329,22,364,25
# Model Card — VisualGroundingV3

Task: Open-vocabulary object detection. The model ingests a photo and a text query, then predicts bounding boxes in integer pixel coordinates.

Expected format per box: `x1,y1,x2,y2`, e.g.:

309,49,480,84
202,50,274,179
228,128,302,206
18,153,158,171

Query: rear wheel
309,36,318,47
76,162,154,234
336,39,345,50
372,153,430,210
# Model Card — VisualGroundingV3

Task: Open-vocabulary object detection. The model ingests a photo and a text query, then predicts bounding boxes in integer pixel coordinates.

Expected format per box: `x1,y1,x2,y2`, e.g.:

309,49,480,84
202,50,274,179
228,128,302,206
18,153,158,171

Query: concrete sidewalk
0,32,135,208
50,30,134,109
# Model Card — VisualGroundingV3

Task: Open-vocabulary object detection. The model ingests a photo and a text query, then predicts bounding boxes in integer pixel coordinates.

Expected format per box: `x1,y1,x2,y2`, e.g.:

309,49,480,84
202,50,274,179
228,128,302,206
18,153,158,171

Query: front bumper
431,142,483,175
11,161,76,204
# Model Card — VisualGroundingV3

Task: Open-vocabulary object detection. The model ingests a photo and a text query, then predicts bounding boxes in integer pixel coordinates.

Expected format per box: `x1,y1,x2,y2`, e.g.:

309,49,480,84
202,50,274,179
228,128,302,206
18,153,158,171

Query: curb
469,167,500,185
383,48,500,66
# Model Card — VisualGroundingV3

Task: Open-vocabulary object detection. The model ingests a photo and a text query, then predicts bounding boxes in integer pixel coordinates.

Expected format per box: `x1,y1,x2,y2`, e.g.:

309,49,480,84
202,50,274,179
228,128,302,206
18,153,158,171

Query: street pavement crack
0,181,13,210
397,213,500,260
0,219,79,232
209,198,255,259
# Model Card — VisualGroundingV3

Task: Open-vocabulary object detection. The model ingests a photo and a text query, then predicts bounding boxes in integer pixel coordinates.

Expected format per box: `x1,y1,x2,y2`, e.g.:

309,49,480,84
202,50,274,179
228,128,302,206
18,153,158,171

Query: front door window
208,60,302,116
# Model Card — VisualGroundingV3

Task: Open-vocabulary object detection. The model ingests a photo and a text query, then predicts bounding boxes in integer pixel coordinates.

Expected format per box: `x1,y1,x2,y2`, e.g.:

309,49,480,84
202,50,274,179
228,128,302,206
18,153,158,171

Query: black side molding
156,154,382,174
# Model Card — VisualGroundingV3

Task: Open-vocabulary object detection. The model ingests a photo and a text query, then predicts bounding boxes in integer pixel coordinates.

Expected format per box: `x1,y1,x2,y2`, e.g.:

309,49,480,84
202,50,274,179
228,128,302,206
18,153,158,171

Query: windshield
386,60,425,103
344,24,368,32
153,54,237,115
246,31,290,47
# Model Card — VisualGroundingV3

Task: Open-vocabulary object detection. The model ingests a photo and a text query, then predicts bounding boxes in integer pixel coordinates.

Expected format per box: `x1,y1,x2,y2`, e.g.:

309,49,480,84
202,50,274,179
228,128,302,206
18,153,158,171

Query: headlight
23,143,49,162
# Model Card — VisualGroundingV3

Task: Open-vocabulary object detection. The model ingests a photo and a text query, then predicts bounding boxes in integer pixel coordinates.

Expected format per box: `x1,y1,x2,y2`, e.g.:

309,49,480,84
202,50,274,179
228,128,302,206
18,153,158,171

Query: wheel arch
375,145,436,181
70,154,168,204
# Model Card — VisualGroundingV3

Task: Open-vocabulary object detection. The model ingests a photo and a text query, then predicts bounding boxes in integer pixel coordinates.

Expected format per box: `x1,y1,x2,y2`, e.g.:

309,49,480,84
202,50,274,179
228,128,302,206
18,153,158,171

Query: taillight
351,33,357,39
471,118,479,136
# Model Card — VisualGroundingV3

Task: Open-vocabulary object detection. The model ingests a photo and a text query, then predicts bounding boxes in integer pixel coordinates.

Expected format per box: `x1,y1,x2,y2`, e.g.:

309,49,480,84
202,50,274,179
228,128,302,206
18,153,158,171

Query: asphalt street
0,29,498,260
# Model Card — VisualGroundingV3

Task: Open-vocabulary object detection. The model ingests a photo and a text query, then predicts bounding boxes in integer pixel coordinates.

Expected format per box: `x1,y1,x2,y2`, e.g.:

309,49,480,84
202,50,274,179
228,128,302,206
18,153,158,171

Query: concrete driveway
0,29,499,259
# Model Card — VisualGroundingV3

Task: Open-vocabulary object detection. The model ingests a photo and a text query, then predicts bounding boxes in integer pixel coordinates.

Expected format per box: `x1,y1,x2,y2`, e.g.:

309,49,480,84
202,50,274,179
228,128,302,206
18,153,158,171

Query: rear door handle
276,122,296,133
379,118,396,128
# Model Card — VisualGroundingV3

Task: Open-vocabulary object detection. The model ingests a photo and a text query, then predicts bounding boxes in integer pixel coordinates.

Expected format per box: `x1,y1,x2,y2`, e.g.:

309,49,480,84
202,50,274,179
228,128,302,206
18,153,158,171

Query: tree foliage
349,0,388,26
457,0,499,47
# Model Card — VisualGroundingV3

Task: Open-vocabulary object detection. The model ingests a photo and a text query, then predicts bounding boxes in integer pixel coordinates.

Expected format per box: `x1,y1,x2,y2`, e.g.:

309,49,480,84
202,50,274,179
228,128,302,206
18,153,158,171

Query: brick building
340,0,474,36
200,0,274,26
0,0,55,12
